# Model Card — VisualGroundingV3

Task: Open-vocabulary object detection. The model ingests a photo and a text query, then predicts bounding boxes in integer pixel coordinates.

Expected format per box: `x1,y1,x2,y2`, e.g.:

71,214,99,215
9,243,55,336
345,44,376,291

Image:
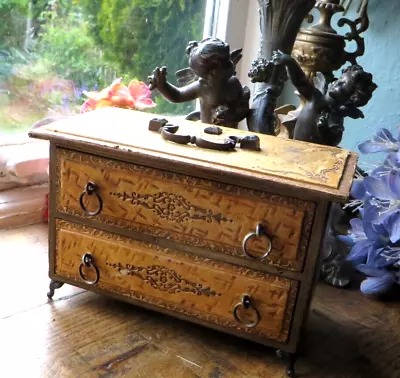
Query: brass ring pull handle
79,182,103,216
233,294,260,328
78,253,100,285
242,224,272,260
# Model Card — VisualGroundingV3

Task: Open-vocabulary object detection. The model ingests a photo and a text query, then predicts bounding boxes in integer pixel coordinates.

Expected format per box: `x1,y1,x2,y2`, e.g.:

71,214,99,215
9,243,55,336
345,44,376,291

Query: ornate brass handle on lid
78,253,100,285
233,294,260,328
79,182,103,216
160,125,236,151
242,224,272,260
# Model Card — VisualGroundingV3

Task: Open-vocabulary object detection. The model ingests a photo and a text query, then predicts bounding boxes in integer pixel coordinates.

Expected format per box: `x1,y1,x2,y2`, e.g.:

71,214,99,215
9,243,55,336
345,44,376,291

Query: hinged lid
29,107,357,202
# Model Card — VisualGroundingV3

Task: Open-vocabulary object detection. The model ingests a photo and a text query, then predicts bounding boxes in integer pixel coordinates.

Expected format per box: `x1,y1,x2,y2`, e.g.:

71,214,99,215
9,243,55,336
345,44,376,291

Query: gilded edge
56,220,299,343
55,148,316,272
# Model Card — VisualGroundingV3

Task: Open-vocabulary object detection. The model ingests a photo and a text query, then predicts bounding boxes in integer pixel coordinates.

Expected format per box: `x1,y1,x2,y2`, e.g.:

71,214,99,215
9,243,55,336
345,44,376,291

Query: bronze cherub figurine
272,50,377,146
148,37,250,129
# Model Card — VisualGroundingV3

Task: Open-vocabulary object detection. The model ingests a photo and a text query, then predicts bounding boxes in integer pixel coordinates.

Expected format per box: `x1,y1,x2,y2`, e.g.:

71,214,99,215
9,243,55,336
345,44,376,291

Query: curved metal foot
47,280,64,299
276,350,297,377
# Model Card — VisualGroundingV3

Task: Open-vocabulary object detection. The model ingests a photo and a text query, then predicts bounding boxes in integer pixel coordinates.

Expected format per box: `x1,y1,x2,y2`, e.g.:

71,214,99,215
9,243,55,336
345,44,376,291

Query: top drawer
55,148,315,272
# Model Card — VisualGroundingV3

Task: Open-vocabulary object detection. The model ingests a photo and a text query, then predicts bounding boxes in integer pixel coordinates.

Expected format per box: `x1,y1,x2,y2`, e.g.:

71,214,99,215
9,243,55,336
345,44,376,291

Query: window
0,0,210,136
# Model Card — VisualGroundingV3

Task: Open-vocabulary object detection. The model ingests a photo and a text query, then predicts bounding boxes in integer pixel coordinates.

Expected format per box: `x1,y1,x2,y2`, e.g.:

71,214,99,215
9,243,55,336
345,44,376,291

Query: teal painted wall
282,2,400,168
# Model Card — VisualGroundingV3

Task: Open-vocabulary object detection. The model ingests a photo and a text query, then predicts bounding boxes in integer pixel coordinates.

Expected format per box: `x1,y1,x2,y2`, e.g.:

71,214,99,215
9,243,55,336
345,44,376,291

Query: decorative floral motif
110,191,232,224
56,220,298,342
106,262,221,297
56,149,315,272
300,151,345,183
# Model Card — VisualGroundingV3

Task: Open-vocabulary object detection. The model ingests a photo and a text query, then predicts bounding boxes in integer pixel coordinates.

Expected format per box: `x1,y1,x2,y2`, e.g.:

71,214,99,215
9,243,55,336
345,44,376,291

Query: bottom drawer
54,220,299,343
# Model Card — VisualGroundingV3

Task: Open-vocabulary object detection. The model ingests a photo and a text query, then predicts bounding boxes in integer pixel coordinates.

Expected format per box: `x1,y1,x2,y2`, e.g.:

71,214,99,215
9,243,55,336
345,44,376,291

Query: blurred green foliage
0,0,205,133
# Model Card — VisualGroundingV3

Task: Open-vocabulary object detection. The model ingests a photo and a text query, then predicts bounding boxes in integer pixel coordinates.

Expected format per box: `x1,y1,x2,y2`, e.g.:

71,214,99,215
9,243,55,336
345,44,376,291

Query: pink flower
81,78,156,113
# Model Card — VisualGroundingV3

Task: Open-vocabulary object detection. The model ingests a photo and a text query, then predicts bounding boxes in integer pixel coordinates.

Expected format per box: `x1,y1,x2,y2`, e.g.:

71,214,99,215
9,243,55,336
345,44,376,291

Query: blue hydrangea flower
357,264,396,296
371,151,400,177
340,127,400,296
359,173,400,243
345,218,392,268
343,169,371,214
358,128,400,154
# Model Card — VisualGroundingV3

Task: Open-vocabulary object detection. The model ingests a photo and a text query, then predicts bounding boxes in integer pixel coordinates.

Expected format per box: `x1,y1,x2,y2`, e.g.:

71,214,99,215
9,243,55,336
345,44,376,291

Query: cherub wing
313,72,329,94
175,67,198,87
230,48,243,68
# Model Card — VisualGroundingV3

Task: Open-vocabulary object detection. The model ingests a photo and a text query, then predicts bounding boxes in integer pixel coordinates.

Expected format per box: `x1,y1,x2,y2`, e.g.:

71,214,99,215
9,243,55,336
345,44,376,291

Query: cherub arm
148,66,199,103
272,50,315,101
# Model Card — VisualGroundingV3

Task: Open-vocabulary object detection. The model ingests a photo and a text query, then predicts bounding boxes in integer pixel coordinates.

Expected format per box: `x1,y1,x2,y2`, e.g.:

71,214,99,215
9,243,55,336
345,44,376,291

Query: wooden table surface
1,224,399,378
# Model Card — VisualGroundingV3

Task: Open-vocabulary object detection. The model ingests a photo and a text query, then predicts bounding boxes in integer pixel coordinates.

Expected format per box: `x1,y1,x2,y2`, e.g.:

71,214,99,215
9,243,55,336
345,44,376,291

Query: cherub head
328,65,377,108
186,38,234,80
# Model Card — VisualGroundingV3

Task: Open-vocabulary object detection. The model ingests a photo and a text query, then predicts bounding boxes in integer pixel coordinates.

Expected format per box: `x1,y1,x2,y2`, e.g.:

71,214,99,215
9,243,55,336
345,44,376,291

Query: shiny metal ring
79,182,103,216
78,253,100,285
233,294,260,328
242,224,272,260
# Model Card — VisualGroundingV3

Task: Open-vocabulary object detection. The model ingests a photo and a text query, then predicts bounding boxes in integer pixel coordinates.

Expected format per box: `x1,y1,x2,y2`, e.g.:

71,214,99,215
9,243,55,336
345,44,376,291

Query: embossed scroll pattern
55,220,299,343
110,191,231,224
106,262,221,297
56,149,316,271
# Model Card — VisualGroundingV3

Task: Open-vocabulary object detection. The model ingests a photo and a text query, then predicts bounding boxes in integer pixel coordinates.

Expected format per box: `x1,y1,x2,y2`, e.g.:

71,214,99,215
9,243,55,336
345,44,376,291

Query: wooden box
29,107,357,377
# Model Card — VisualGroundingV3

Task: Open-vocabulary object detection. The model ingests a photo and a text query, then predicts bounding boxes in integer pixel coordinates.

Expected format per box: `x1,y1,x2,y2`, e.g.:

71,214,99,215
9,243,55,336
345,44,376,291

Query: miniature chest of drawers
29,107,357,377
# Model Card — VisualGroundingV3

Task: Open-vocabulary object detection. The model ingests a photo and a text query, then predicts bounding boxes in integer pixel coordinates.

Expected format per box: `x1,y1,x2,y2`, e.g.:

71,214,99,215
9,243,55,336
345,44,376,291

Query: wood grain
57,148,315,272
3,224,400,378
55,219,298,343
